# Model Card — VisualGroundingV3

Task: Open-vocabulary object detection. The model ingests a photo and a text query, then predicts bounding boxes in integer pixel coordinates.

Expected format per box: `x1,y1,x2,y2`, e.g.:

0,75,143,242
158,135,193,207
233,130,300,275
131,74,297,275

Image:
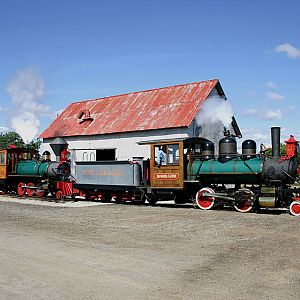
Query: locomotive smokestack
50,137,68,162
271,126,280,158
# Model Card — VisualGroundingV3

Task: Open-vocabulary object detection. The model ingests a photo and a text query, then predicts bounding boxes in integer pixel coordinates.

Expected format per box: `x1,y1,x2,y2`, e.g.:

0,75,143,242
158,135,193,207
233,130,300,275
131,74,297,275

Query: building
40,79,241,175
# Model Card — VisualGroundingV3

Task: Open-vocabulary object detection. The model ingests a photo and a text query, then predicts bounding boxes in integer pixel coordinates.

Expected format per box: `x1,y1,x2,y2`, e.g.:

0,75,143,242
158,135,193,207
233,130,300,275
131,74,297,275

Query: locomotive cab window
154,144,179,166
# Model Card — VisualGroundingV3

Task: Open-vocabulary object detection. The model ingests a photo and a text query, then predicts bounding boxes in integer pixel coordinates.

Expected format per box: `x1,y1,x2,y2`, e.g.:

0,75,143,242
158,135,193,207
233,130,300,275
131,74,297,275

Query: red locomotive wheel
56,191,63,200
17,182,26,196
290,201,300,216
36,189,45,198
234,189,254,213
195,187,215,210
26,183,35,197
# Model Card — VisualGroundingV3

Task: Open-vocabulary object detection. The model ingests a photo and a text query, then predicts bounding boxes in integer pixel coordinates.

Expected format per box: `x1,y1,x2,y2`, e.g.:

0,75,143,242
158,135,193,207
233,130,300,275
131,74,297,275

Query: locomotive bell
50,137,68,162
242,139,256,159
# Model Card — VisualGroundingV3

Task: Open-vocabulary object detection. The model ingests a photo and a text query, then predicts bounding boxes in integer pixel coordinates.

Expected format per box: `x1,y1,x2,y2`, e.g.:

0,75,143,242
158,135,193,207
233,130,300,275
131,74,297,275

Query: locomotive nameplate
154,173,180,180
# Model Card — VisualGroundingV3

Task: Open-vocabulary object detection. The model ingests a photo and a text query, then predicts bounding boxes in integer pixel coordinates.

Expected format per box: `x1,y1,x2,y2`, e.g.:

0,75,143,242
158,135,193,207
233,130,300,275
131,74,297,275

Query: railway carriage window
0,153,5,165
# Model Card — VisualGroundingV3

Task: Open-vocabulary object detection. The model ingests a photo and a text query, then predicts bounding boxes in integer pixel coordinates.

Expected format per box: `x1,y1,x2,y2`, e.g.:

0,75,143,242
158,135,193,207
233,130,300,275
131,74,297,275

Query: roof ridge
72,78,219,104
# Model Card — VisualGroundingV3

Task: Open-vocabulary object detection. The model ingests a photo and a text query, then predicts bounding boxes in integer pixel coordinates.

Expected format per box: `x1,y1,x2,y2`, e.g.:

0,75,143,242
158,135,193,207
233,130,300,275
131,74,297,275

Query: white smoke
6,67,50,143
194,95,234,148
195,95,234,128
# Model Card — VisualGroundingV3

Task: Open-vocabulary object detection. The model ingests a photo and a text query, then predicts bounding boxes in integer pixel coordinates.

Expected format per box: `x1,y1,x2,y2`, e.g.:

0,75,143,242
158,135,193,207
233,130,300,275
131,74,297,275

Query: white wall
41,127,193,177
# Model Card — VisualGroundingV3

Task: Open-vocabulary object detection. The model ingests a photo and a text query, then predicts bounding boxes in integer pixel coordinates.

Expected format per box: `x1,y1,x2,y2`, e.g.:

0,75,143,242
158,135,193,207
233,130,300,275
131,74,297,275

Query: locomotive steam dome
200,140,214,160
242,139,256,159
219,136,237,161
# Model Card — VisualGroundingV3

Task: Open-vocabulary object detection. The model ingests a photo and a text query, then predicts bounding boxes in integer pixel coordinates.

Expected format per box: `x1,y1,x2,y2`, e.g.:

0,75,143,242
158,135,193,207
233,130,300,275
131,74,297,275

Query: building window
82,152,88,161
96,149,115,161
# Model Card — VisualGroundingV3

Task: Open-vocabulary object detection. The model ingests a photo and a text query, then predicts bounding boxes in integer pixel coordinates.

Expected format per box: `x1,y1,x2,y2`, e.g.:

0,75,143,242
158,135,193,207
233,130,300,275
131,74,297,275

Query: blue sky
0,0,299,145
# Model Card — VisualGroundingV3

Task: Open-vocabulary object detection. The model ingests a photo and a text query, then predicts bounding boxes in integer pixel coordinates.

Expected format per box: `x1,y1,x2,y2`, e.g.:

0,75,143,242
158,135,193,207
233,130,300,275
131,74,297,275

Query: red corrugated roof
40,79,219,139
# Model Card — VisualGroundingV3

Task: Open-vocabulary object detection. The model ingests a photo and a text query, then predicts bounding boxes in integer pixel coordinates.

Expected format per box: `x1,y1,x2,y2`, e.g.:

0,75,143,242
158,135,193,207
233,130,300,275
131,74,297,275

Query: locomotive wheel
17,182,26,196
26,183,35,197
56,191,63,200
145,193,157,206
289,201,300,216
234,189,254,213
195,187,215,210
36,189,46,198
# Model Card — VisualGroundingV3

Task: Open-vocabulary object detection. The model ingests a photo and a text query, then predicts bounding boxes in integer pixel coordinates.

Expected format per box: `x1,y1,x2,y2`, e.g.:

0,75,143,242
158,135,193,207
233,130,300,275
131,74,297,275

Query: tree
0,132,42,151
264,143,300,168
263,143,287,157
27,138,42,151
0,132,25,149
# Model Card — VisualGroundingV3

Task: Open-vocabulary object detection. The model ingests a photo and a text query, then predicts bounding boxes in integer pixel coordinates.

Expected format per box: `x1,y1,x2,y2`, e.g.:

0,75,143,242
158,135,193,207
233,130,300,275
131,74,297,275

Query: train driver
156,146,167,166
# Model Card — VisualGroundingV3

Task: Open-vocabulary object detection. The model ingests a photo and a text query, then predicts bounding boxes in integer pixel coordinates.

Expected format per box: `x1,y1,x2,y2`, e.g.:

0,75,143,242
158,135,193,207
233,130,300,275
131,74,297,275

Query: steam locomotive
0,137,72,199
0,127,299,216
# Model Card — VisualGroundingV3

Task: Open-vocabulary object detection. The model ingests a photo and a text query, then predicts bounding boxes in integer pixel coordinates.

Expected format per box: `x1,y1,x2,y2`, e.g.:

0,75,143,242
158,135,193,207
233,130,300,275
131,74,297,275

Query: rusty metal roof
40,79,220,139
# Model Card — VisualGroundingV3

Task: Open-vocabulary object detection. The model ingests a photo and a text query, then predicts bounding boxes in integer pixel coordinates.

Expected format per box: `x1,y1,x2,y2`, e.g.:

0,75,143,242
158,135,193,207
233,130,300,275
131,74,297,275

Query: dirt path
0,196,299,299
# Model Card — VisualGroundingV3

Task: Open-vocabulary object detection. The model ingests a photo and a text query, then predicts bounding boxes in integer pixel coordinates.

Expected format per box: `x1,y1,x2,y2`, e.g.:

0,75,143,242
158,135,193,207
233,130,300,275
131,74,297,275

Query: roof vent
77,109,94,124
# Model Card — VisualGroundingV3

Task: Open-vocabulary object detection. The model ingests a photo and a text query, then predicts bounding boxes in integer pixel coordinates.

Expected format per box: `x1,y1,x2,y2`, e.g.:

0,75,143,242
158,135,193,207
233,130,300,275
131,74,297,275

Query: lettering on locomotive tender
82,169,123,177
154,173,180,180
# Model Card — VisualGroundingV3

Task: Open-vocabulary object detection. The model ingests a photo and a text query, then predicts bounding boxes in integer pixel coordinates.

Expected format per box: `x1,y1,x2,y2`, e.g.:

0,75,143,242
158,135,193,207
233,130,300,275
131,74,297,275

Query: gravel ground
0,195,299,300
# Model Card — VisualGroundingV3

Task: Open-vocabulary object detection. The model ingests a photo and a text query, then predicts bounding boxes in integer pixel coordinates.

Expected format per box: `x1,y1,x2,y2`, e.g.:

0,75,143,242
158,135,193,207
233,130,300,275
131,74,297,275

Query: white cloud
243,108,282,120
247,90,257,97
264,109,282,120
6,67,50,143
274,43,300,58
266,92,285,101
239,127,271,149
243,108,258,116
266,81,277,89
50,109,64,120
0,126,10,133
0,106,8,113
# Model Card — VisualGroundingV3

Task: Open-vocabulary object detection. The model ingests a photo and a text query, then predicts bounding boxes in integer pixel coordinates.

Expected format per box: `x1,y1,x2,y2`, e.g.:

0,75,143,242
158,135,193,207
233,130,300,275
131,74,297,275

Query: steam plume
195,95,234,128
6,67,50,143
